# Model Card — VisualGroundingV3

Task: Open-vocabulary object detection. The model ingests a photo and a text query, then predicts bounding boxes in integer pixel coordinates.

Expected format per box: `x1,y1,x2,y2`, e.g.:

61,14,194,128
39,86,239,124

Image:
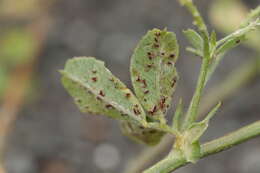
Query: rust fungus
144,90,149,94
167,61,173,65
236,39,240,44
141,79,147,88
159,97,166,109
136,76,141,82
148,105,157,115
105,104,113,109
154,37,158,42
125,93,131,98
161,52,165,56
146,64,153,68
96,96,102,101
91,77,97,82
99,90,105,97
133,107,141,115
169,54,175,58
171,77,177,87
153,43,160,48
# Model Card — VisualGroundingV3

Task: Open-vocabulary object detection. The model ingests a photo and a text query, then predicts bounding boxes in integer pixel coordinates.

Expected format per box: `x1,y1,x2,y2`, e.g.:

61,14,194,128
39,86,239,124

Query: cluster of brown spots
169,54,175,58
161,52,165,56
171,77,177,87
136,76,141,82
99,90,105,97
96,96,102,101
145,64,154,72
141,79,147,88
144,90,149,94
92,70,97,74
148,105,158,115
91,77,97,82
147,52,155,60
125,93,131,98
133,105,141,115
154,37,158,42
167,61,173,65
105,104,113,109
153,43,160,48
136,76,147,88
146,64,153,68
236,39,240,44
159,96,167,110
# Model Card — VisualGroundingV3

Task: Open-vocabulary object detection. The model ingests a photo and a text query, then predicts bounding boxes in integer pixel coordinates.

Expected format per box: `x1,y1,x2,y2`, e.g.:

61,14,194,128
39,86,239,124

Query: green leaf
186,102,221,143
130,29,179,122
216,35,246,55
120,121,165,146
61,57,147,126
216,18,260,55
183,29,203,52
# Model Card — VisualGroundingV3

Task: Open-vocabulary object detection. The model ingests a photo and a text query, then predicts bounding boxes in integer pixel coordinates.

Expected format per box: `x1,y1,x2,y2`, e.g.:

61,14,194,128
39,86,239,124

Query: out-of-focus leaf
120,121,165,146
0,0,52,18
0,28,36,67
61,57,147,126
130,29,179,122
209,0,248,33
0,65,8,98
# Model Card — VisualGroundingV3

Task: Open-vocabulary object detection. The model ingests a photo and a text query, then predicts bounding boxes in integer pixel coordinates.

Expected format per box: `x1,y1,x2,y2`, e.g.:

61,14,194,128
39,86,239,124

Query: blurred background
0,0,259,173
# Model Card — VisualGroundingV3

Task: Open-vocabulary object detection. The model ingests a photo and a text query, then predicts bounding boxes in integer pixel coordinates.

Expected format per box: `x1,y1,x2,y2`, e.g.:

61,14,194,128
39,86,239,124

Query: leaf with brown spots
130,29,179,121
61,57,147,126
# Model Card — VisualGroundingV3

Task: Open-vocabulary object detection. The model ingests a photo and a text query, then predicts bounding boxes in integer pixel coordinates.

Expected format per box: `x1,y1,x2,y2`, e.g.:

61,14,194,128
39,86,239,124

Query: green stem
217,19,260,47
240,5,260,28
143,120,260,173
183,34,210,129
177,0,208,35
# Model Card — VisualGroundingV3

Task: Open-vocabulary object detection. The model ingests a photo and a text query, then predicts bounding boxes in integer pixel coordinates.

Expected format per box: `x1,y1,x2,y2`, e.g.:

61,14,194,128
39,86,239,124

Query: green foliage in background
0,28,36,67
